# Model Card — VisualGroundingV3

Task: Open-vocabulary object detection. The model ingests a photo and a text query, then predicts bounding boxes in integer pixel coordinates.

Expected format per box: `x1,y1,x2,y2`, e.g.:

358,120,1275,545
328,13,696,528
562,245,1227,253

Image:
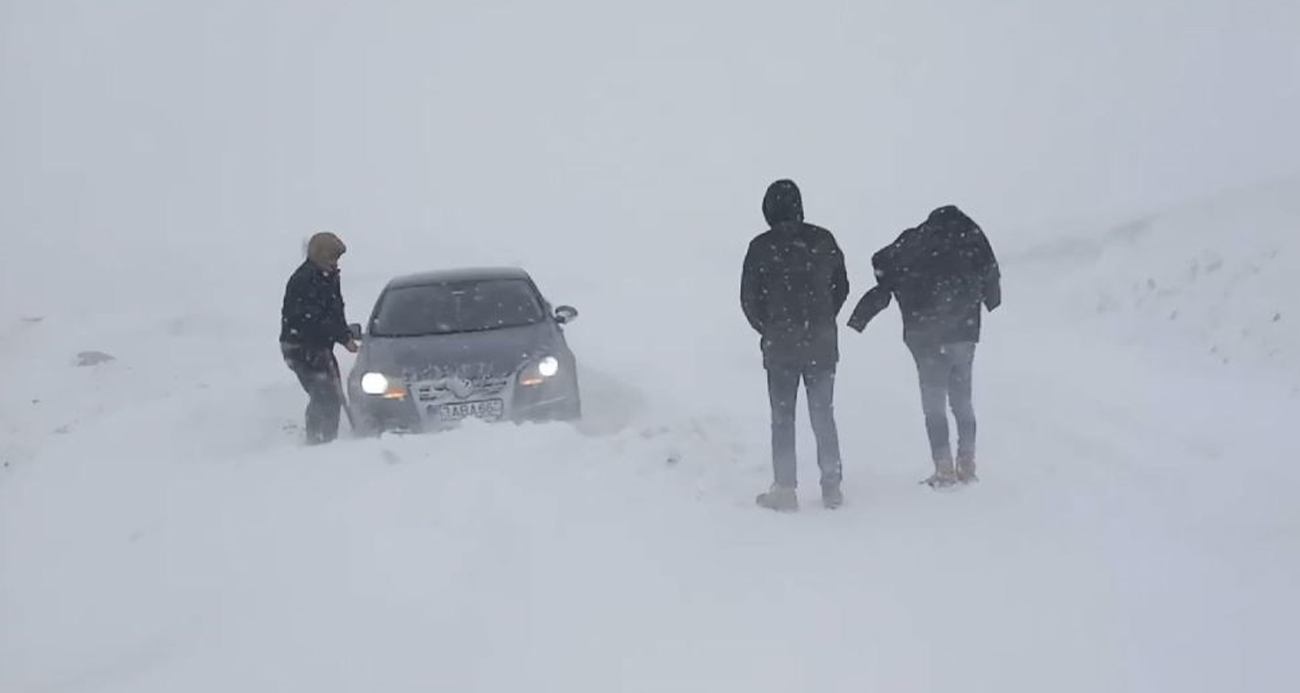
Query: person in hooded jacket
280,231,360,445
742,179,850,511
848,205,1001,487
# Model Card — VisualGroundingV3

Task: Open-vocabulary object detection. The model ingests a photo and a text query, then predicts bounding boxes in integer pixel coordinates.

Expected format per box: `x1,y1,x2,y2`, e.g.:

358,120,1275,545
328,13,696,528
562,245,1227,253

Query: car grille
415,375,513,401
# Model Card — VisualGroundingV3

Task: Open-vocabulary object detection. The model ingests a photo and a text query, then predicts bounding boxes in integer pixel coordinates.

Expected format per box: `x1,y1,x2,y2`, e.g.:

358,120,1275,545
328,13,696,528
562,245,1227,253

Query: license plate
431,399,504,421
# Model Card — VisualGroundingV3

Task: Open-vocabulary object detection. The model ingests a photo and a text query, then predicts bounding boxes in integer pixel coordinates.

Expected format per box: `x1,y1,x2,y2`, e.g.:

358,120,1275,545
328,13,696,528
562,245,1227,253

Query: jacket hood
762,179,804,226
925,205,973,229
307,232,347,269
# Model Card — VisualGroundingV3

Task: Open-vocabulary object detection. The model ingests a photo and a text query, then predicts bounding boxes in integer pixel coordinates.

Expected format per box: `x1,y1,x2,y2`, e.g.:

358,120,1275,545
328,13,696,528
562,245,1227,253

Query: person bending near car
848,205,1001,488
280,231,360,445
742,179,850,511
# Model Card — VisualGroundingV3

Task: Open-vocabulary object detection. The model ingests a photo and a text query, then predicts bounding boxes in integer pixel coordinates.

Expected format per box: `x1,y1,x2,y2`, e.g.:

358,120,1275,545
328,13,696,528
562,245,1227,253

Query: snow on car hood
355,322,558,380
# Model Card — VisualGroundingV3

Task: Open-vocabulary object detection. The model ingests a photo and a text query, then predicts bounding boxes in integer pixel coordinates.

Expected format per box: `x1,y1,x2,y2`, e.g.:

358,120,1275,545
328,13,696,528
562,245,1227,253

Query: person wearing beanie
279,231,360,444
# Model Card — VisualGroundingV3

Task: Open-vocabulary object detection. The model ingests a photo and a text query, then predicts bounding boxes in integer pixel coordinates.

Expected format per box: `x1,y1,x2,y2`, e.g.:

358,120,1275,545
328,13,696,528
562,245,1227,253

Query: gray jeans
767,363,843,489
282,343,343,445
907,342,977,465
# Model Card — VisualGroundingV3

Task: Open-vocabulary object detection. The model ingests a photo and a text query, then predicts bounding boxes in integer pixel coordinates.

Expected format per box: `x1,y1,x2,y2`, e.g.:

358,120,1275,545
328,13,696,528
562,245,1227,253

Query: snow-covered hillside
3,180,1298,692
1010,175,1300,394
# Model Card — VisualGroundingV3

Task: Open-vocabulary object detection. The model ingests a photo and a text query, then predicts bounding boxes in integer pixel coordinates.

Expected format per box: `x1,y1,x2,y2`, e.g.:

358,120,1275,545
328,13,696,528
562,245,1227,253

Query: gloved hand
847,285,891,333
847,312,870,333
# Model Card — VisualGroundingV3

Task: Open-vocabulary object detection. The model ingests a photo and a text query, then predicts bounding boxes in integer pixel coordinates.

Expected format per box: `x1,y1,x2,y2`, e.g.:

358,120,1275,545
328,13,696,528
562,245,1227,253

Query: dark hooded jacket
848,205,1001,346
741,180,850,368
280,260,352,351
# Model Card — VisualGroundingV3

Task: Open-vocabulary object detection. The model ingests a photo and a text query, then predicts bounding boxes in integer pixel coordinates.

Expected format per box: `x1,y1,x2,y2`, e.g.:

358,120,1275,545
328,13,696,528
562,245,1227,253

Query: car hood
356,323,556,380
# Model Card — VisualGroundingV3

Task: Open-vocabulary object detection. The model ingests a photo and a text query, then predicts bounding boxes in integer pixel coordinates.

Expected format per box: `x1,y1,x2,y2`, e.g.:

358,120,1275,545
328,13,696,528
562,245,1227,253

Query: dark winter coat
848,205,1001,347
742,180,850,368
280,260,352,351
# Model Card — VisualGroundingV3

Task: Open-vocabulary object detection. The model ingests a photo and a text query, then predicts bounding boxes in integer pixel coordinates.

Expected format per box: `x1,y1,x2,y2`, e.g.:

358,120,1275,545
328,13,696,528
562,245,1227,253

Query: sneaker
821,484,843,509
756,484,799,512
922,453,959,489
921,471,959,489
956,454,978,484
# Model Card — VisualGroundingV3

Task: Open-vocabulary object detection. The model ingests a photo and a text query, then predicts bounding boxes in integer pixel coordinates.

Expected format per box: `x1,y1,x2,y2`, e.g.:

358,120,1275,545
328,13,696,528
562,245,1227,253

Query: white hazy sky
2,0,1298,312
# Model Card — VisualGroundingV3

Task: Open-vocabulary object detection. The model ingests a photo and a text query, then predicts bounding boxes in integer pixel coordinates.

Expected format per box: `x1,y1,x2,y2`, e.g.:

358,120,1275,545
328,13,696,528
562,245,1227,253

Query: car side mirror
348,323,364,341
555,305,579,324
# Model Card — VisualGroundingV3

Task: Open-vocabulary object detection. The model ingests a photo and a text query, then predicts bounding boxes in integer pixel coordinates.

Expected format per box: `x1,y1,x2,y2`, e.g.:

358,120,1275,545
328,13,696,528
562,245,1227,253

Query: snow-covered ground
2,177,1297,691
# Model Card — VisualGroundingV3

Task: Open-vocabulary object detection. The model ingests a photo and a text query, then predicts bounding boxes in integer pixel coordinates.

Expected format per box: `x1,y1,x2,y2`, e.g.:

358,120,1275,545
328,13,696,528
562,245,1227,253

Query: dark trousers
907,341,977,465
767,363,842,489
282,344,343,445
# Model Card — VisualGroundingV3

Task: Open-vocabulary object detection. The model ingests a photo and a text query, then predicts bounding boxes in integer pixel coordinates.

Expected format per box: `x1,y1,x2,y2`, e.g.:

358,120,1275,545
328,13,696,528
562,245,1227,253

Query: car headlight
360,372,408,399
361,372,389,395
520,356,561,386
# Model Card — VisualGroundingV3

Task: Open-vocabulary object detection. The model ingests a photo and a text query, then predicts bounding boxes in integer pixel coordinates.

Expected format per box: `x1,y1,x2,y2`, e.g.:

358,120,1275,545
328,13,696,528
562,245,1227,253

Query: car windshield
371,279,546,337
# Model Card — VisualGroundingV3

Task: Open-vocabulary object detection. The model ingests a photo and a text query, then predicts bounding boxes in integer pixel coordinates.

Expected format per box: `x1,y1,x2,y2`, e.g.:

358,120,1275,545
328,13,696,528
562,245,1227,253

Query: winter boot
756,484,799,512
821,483,843,509
956,453,978,484
922,453,959,489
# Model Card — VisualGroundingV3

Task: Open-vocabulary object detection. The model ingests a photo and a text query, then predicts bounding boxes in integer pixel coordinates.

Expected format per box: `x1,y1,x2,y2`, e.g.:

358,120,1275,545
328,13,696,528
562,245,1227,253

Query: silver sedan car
345,267,582,435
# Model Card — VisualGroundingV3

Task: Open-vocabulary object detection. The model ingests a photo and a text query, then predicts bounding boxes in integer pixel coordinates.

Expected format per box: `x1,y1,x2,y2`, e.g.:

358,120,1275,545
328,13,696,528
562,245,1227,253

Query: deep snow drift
2,179,1298,692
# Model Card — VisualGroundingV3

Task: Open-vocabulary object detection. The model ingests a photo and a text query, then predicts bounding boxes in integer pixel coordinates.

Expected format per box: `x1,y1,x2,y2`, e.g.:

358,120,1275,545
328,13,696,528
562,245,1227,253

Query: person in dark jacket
742,179,850,511
848,205,1001,487
280,231,359,445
